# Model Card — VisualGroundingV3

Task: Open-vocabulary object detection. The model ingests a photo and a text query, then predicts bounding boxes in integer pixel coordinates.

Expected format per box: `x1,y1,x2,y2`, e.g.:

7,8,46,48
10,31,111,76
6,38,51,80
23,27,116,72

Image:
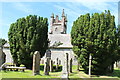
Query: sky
0,0,119,41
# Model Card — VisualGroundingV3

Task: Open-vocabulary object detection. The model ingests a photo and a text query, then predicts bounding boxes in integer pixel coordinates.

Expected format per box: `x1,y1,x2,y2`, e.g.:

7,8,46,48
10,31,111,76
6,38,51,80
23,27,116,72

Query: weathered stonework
118,61,120,69
56,58,59,71
62,53,69,78
49,9,67,34
44,57,50,75
32,51,40,76
0,46,6,67
69,58,72,73
50,59,53,72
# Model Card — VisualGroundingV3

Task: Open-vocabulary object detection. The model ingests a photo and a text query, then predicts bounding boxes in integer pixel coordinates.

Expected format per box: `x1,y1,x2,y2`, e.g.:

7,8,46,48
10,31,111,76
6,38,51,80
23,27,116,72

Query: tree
71,10,119,74
0,38,7,46
8,15,48,69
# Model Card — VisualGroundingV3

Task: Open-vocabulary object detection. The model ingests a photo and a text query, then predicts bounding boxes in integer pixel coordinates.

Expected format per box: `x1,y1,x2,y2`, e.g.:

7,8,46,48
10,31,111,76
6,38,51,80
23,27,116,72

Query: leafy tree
0,38,7,46
8,15,48,69
71,10,119,74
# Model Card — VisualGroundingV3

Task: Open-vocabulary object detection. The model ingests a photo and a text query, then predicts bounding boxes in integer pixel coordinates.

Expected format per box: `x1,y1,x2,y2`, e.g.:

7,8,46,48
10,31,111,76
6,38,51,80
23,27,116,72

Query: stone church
42,9,77,65
2,9,77,66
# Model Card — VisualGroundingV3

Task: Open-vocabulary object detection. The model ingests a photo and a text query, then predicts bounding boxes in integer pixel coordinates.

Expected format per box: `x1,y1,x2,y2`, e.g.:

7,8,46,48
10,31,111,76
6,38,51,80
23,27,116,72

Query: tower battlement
49,9,67,34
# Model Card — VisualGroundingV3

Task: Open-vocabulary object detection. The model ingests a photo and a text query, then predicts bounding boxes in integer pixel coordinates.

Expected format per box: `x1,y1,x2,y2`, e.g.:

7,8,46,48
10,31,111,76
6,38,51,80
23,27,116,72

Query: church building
44,9,77,65
2,9,77,65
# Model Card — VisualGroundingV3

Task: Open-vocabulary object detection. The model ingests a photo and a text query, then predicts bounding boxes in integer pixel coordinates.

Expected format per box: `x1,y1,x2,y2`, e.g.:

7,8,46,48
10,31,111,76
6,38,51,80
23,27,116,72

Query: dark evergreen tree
0,38,7,46
8,15,48,69
71,10,119,74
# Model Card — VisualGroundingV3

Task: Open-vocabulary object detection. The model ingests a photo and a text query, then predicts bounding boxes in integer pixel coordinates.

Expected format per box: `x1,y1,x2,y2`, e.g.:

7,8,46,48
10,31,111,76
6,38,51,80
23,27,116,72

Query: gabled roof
48,34,73,48
3,34,73,49
3,42,10,48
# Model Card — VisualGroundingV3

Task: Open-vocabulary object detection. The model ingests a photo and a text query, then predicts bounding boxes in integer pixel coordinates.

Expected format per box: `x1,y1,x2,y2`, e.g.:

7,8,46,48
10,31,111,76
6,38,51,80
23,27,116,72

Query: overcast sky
0,0,119,40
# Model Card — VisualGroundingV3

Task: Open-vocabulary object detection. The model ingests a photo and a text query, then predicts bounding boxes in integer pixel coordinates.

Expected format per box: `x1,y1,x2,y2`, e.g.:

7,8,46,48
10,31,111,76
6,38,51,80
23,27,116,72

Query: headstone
118,61,120,69
44,57,50,75
53,61,55,64
50,59,53,72
41,59,44,64
69,58,72,73
59,60,61,65
32,51,40,76
56,58,59,71
61,53,69,78
0,46,6,67
89,54,92,76
77,61,80,71
45,49,51,58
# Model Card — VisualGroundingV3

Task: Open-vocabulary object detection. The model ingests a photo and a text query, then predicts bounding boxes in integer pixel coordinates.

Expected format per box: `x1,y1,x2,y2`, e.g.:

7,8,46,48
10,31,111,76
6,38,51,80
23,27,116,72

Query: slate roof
3,43,10,48
3,34,73,49
48,34,73,48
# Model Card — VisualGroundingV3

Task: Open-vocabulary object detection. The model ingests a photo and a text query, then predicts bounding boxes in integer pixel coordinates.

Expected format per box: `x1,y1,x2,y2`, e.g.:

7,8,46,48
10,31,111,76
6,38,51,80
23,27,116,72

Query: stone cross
69,58,72,73
44,57,50,75
61,53,69,78
32,51,40,76
50,59,53,72
56,58,59,71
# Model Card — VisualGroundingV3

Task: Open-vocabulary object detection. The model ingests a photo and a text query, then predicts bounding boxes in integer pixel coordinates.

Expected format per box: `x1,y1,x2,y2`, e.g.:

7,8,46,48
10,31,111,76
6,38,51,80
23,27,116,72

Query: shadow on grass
40,64,62,72
93,69,120,78
97,69,120,78
77,68,120,78
111,69,120,78
69,72,78,76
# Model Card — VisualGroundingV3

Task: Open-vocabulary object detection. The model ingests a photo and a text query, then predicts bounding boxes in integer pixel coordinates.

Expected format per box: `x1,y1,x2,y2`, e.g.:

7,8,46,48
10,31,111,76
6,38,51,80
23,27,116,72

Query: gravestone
50,59,53,72
56,58,59,71
0,46,6,67
41,59,44,64
32,51,40,76
44,57,50,75
118,61,120,69
61,53,69,78
69,58,72,73
77,61,80,71
59,60,61,65
45,49,51,59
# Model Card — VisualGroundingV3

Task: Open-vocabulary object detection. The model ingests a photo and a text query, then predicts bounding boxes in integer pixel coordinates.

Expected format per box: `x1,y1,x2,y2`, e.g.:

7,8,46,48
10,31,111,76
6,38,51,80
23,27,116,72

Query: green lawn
0,65,120,79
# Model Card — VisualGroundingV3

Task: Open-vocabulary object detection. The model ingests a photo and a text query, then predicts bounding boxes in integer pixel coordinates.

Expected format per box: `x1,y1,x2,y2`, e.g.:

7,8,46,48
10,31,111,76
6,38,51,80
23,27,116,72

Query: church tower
49,9,67,34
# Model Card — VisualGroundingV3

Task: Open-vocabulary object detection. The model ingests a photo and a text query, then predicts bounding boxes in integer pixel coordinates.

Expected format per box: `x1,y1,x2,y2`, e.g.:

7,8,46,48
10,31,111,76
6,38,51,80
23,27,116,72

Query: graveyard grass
1,65,120,79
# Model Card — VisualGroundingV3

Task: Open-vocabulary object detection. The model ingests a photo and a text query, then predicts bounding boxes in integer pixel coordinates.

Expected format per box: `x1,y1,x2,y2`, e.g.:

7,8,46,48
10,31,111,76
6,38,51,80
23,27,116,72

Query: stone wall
40,48,77,65
50,48,77,65
3,48,13,63
0,48,6,66
0,48,3,66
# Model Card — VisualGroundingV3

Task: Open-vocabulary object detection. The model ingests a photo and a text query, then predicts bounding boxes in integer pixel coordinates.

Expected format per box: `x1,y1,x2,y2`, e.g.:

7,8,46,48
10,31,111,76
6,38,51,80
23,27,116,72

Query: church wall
0,48,3,66
50,48,77,65
3,48,13,64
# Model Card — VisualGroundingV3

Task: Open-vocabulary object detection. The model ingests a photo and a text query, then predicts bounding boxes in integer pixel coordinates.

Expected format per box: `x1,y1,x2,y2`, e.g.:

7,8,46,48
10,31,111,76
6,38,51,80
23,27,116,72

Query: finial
62,9,65,17
65,14,67,21
51,13,54,18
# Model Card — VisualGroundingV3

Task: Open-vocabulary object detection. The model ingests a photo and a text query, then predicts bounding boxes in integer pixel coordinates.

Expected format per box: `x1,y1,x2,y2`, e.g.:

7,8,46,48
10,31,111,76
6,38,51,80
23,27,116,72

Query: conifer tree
8,15,48,69
71,10,118,74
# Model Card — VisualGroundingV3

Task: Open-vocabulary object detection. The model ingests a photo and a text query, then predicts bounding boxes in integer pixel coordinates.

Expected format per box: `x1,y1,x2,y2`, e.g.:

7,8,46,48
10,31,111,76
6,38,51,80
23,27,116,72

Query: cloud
53,2,118,34
54,4,79,17
80,2,117,12
53,2,118,23
12,2,34,14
